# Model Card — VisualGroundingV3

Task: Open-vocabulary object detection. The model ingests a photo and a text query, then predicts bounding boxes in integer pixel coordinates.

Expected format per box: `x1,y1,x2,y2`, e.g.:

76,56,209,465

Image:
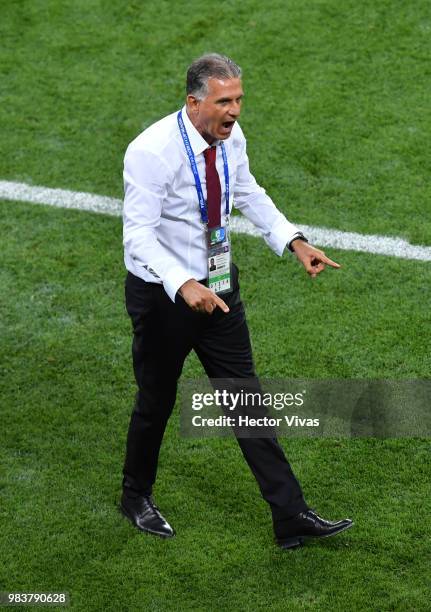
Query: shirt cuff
163,267,194,303
266,217,301,256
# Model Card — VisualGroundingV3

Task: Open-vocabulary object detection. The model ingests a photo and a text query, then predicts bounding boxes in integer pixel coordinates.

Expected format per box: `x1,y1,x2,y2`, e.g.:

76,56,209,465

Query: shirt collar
181,106,220,155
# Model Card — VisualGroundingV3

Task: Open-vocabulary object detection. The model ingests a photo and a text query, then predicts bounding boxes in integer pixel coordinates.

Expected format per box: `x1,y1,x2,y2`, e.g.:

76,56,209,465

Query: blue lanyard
177,110,230,225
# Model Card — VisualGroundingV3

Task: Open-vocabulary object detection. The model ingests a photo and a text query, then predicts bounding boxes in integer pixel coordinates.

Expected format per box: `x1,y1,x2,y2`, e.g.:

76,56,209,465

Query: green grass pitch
1,1,430,610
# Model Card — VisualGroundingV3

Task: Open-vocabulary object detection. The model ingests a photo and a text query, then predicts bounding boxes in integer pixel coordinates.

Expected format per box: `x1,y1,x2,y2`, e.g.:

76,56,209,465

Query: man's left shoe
275,509,353,549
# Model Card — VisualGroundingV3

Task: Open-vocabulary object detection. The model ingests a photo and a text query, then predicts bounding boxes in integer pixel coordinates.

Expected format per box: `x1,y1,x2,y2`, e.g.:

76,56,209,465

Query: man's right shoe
120,492,175,538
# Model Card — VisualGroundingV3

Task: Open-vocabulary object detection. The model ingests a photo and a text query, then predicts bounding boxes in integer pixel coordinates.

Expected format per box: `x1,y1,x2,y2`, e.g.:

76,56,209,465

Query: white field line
1,179,430,262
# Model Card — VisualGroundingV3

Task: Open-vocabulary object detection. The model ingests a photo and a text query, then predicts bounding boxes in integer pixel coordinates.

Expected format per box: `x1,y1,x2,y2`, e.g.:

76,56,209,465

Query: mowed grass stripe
1,179,431,262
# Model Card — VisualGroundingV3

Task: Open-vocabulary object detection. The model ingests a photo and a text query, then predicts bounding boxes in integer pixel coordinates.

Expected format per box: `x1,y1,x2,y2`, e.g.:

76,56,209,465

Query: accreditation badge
207,221,232,295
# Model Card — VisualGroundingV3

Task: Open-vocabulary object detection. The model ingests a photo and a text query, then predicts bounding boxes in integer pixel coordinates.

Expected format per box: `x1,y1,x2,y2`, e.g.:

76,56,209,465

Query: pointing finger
318,253,341,268
214,294,230,313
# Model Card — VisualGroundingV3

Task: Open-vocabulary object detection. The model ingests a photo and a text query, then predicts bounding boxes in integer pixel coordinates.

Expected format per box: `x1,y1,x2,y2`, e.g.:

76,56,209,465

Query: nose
228,100,241,118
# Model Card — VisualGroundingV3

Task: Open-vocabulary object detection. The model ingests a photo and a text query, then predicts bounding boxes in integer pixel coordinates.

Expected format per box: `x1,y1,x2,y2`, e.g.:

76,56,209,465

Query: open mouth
222,121,235,129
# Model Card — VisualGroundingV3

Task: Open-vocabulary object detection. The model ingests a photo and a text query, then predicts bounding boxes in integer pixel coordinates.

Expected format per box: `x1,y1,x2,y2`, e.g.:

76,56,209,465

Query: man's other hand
178,279,230,314
291,240,341,278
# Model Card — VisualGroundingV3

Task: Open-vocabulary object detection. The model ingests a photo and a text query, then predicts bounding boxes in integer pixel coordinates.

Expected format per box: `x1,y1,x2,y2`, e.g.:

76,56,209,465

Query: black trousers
122,267,308,522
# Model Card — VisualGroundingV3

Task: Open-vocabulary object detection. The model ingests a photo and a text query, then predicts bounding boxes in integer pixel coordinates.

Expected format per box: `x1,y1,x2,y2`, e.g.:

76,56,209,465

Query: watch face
289,235,307,251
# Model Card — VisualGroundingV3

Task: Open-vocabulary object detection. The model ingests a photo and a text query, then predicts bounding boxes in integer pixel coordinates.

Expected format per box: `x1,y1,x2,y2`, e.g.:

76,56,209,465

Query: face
187,77,244,144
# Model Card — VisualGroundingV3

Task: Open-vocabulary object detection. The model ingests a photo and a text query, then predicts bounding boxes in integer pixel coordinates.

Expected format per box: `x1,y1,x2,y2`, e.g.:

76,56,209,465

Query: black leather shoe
275,510,353,549
120,492,175,538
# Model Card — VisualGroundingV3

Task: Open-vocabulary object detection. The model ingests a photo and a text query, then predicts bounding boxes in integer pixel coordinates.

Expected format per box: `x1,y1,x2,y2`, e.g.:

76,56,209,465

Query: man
120,53,353,549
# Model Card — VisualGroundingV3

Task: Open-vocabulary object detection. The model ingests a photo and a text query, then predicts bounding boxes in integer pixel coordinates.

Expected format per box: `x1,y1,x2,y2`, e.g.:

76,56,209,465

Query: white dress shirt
123,106,301,302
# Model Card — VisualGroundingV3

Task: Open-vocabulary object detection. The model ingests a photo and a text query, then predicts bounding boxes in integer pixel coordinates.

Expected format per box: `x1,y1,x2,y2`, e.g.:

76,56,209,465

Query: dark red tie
203,146,221,228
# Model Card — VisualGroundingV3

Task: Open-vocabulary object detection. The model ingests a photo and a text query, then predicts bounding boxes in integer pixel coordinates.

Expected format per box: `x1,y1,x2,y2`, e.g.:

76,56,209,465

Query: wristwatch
288,232,308,252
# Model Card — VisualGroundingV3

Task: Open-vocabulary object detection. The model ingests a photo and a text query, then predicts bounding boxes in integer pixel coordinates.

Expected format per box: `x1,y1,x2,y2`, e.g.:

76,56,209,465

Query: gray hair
186,53,242,100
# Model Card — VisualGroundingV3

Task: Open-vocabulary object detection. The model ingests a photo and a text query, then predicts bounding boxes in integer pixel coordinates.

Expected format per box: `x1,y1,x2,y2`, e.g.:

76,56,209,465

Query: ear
186,94,200,114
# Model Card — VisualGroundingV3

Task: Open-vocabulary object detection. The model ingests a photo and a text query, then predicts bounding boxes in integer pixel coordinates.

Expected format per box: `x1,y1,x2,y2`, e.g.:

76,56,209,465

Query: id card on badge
207,223,232,295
